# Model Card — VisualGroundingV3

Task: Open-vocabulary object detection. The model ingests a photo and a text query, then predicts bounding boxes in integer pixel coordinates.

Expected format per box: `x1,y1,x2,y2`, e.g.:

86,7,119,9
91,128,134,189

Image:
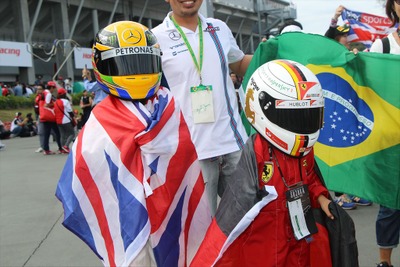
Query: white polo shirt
369,32,400,55
152,13,248,160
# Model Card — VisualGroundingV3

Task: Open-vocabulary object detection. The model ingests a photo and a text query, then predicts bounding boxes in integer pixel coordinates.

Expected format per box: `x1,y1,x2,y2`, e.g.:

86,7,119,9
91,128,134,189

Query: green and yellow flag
242,33,400,209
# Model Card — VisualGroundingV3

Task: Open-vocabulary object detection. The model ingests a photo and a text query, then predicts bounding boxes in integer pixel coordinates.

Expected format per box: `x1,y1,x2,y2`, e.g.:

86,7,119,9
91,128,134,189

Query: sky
291,0,387,34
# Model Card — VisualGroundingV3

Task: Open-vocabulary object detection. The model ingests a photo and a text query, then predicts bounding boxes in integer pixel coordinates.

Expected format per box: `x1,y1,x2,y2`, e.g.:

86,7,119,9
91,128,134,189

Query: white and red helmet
244,59,324,157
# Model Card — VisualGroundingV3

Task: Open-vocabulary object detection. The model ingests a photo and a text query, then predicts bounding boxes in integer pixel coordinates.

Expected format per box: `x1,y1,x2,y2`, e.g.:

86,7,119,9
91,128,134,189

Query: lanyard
170,15,204,84
269,146,303,189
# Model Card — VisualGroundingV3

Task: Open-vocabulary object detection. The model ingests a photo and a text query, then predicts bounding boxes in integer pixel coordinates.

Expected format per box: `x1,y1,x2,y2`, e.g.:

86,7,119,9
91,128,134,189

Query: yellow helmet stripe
275,60,306,100
291,134,307,157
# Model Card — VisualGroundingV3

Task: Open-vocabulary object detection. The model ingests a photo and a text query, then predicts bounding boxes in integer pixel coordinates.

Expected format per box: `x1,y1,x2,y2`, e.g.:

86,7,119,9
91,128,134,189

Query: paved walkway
0,137,398,267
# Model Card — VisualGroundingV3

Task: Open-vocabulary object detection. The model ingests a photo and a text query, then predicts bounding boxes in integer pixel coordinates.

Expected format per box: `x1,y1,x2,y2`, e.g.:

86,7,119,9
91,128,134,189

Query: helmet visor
95,46,162,76
259,91,324,134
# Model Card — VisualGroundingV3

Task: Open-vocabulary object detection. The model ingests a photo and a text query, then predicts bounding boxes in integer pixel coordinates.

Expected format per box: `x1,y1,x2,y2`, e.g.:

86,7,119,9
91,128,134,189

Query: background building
0,0,295,86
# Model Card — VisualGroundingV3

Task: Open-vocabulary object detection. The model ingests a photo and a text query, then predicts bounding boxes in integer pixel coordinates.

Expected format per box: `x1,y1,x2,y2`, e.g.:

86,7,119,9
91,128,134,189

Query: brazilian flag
241,33,400,209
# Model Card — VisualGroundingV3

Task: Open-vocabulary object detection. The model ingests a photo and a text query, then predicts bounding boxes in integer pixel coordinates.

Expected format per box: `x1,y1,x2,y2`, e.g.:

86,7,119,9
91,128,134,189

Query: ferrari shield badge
261,161,274,183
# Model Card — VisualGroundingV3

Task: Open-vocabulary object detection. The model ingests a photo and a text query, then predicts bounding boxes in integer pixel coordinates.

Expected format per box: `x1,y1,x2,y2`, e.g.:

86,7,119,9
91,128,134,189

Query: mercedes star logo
169,31,181,41
122,28,142,44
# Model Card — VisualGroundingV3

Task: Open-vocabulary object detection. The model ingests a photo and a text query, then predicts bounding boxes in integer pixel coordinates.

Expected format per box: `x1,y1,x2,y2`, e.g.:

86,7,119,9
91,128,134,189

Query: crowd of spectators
1,81,35,97
1,76,92,131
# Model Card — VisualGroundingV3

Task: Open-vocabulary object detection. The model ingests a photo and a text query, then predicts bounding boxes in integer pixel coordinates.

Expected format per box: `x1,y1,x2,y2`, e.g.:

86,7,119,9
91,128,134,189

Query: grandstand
0,0,296,84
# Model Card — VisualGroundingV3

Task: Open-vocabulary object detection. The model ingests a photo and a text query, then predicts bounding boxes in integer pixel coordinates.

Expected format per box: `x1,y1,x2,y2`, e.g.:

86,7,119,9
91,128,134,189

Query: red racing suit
216,134,330,267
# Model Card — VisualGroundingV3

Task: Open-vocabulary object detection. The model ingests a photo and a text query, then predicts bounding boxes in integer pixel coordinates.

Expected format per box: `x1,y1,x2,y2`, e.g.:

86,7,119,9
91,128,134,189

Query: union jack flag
56,86,211,266
342,8,397,48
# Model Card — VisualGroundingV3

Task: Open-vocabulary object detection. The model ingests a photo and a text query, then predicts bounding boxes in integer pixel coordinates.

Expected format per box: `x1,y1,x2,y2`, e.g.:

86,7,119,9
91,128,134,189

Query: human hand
318,195,334,220
82,69,90,79
334,5,345,20
46,102,54,108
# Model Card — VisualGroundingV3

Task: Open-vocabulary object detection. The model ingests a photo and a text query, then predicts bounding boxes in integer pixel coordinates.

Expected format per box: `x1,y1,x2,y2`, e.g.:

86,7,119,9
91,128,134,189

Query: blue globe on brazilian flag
241,33,400,209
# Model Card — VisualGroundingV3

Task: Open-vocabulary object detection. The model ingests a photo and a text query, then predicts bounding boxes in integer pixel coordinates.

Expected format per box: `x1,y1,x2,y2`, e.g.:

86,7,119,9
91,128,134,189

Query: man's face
167,0,203,18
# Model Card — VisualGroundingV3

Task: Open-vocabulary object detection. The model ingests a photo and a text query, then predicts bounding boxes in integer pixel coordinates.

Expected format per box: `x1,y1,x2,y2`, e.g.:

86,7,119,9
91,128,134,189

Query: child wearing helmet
56,21,211,267
192,60,338,267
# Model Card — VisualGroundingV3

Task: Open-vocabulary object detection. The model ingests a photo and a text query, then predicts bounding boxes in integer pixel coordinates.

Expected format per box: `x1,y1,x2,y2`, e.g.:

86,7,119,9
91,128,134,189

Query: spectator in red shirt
2,85,10,96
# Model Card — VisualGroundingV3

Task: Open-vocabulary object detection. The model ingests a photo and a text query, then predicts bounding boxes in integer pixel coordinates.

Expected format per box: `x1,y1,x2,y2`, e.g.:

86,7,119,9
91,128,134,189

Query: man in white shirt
152,0,252,215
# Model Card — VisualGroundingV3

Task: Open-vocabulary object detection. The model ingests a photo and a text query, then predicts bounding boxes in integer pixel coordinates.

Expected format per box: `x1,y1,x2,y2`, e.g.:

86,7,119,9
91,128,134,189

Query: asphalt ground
0,136,399,267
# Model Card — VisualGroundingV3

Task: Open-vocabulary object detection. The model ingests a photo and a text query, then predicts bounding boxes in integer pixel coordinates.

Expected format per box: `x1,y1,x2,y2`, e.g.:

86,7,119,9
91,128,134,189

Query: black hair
278,20,303,34
37,83,45,89
386,0,400,26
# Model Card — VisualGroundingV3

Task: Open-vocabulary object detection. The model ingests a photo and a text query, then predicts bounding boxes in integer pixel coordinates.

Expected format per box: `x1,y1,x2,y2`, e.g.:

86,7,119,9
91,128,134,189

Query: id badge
285,183,318,240
190,85,215,124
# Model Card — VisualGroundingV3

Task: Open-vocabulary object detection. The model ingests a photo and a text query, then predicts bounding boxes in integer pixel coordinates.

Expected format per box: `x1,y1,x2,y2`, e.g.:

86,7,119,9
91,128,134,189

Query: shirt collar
164,11,207,33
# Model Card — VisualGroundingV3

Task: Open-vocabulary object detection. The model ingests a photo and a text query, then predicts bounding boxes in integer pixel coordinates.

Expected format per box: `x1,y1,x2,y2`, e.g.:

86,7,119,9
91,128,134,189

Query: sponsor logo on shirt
169,31,181,41
204,26,220,32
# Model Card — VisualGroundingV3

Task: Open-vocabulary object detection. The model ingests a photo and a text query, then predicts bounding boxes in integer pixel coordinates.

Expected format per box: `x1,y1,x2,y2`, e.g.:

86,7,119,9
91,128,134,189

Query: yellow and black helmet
92,21,162,100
